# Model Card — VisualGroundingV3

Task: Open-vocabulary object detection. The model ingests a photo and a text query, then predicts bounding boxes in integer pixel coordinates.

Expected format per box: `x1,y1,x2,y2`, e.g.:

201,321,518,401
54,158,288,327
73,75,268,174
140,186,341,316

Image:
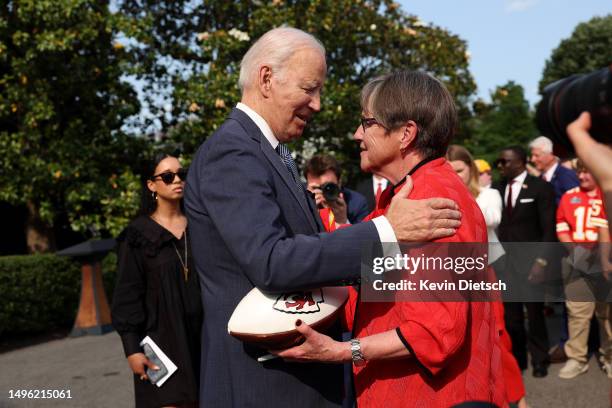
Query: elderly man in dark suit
529,136,579,204
495,146,557,378
184,27,461,407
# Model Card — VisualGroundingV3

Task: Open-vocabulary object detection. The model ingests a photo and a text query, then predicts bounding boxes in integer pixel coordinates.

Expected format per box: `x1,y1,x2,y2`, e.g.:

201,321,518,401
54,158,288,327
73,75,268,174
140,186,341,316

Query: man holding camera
304,154,369,226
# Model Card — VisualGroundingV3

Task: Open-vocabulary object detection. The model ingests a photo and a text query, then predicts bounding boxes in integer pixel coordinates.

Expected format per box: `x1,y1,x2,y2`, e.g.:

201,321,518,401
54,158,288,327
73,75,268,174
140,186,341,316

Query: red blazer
343,158,507,408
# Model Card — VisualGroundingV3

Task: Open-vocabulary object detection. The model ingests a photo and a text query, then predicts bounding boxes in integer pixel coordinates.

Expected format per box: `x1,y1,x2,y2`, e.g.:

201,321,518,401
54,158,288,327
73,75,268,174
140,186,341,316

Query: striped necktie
276,143,303,189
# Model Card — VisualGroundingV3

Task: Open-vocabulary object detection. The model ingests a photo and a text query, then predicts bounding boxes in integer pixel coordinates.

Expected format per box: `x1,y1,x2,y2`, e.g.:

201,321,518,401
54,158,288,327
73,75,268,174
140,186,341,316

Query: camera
536,65,612,156
320,182,341,202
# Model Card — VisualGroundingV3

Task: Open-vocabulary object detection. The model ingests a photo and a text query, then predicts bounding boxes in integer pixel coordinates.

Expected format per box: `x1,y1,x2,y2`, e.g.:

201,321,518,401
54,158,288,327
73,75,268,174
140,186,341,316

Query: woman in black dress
111,153,202,407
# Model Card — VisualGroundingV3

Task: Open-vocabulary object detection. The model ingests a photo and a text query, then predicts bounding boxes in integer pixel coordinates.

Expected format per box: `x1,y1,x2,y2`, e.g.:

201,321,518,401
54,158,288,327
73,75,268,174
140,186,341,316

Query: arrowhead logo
273,289,325,314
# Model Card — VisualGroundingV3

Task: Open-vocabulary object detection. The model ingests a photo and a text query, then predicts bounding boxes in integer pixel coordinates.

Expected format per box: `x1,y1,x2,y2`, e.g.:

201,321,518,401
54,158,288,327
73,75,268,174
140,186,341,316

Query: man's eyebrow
302,80,322,87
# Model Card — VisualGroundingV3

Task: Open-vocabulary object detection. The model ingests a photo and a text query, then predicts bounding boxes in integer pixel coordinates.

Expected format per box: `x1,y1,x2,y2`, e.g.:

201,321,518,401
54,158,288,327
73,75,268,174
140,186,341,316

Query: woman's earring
152,192,157,200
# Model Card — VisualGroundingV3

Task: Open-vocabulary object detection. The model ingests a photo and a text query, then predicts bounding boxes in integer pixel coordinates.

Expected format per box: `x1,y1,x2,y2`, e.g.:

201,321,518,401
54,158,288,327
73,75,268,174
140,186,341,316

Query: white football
227,286,349,348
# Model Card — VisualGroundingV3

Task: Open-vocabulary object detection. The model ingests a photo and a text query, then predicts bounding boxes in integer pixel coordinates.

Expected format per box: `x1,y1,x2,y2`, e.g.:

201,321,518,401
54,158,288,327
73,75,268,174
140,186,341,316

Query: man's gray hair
238,27,325,93
529,136,554,154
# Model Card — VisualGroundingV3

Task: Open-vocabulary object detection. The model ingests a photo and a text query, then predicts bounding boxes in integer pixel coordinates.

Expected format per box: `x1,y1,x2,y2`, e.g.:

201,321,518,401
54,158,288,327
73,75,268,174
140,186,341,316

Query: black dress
111,215,202,408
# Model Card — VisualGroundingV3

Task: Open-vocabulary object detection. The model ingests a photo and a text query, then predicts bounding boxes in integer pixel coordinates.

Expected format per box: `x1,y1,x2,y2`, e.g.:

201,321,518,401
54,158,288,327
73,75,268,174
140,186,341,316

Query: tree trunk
25,201,55,253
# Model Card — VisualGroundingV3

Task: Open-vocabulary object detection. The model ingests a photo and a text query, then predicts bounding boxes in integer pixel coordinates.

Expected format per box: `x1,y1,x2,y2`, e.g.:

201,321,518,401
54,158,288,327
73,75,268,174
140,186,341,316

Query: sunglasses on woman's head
151,168,188,184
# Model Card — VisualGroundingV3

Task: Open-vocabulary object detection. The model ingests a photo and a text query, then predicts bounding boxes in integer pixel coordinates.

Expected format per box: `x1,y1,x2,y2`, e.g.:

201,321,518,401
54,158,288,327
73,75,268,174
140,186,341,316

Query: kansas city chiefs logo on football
273,289,325,314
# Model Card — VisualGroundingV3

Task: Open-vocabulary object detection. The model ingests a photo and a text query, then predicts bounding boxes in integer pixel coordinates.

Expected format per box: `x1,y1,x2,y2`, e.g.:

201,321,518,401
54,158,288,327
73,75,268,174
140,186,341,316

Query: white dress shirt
235,103,398,244
542,162,558,182
476,187,505,263
236,102,278,149
504,170,527,209
372,175,389,194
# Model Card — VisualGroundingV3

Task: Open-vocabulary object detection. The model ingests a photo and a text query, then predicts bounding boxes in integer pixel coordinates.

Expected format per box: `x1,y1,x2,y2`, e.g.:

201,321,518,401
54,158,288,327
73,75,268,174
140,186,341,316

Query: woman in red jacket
275,71,506,408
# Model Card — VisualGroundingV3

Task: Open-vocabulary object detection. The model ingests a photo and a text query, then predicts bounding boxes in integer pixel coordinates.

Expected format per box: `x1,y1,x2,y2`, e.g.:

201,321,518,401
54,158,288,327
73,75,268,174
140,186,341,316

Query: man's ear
399,120,418,152
258,65,273,98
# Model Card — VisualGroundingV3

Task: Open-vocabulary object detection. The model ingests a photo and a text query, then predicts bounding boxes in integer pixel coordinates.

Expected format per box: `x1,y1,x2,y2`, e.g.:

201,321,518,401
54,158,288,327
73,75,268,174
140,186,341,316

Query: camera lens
536,66,612,156
321,182,340,202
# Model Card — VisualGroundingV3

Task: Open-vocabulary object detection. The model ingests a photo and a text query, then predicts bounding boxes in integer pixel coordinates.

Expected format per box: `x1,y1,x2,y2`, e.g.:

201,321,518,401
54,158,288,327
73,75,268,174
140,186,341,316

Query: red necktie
506,180,515,216
375,181,383,206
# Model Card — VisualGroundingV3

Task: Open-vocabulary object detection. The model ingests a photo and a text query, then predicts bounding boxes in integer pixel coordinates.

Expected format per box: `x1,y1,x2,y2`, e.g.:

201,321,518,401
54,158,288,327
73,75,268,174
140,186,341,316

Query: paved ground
0,332,131,408
0,321,610,407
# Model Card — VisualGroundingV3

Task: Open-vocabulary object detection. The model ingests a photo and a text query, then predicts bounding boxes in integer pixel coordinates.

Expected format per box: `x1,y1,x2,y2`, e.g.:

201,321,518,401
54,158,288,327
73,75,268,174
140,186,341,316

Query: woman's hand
270,320,351,363
127,352,159,381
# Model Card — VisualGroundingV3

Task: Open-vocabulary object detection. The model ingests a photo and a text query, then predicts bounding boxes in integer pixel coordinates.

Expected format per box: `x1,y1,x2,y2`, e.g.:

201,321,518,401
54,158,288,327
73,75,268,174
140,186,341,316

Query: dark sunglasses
360,117,385,132
151,168,188,185
494,158,509,167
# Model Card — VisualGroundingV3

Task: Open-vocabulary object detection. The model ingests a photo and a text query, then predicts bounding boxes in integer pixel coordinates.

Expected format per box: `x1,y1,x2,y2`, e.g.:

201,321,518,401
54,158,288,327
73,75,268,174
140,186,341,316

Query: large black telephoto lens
536,65,612,156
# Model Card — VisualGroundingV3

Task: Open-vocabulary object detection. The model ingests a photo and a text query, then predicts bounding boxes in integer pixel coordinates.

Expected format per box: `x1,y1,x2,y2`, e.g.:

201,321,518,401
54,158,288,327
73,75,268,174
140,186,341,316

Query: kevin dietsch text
372,279,507,292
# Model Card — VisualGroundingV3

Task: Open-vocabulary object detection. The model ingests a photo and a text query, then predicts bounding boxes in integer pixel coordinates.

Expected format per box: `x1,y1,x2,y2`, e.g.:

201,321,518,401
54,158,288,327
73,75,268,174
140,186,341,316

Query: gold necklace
172,229,189,282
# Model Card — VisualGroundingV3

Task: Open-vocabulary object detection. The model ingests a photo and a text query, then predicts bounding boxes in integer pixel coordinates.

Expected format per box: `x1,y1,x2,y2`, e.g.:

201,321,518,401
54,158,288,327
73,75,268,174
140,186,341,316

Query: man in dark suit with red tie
494,146,557,378
355,174,389,213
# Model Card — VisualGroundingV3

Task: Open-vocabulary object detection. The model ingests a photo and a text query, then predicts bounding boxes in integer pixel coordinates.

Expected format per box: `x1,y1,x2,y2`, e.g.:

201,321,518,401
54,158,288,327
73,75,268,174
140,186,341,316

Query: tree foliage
0,0,145,251
465,81,537,166
117,0,476,182
1,0,481,253
539,14,612,91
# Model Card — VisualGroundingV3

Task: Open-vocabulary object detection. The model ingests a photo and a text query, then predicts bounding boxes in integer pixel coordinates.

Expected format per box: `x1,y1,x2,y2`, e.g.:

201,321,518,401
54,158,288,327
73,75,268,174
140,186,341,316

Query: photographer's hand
311,187,349,224
328,192,348,224
311,188,325,207
567,112,612,192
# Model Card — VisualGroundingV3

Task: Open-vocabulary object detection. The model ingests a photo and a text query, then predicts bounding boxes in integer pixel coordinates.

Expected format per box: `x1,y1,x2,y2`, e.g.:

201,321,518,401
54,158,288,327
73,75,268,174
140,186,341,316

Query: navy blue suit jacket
185,108,379,407
549,164,579,204
343,187,369,224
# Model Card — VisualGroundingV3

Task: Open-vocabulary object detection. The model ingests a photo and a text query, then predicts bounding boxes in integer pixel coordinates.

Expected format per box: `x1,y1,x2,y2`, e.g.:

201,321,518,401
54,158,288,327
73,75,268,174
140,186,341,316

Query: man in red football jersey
556,161,611,379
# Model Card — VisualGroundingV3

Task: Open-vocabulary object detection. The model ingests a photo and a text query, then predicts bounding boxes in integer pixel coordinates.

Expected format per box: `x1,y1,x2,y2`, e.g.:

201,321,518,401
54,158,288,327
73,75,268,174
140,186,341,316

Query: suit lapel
305,190,325,232
261,144,319,232
497,181,508,211
547,166,559,190
229,109,319,233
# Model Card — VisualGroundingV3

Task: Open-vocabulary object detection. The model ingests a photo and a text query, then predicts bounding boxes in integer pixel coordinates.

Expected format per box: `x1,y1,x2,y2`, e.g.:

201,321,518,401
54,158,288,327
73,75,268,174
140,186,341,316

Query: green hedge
0,253,117,337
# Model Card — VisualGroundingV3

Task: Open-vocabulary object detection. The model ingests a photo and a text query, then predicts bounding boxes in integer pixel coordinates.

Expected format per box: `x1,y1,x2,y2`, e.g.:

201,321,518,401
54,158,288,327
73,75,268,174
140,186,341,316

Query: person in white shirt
447,146,504,263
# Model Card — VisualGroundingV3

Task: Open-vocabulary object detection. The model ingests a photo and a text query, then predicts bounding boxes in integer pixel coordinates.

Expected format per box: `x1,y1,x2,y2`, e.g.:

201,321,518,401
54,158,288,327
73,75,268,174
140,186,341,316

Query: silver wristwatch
350,338,366,366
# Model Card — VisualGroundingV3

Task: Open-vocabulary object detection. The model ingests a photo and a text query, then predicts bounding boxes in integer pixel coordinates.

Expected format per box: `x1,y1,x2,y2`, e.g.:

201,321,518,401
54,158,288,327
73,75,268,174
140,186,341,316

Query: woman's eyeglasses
361,117,385,132
151,169,188,185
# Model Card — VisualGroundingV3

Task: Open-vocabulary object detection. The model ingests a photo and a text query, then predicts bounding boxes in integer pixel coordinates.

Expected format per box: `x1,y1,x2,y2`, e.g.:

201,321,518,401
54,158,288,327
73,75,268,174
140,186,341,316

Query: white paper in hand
140,336,177,387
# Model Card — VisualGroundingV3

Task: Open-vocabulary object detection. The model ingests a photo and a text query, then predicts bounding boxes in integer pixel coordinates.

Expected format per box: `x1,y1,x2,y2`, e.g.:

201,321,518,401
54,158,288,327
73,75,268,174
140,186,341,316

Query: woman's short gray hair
238,27,325,92
360,70,458,159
